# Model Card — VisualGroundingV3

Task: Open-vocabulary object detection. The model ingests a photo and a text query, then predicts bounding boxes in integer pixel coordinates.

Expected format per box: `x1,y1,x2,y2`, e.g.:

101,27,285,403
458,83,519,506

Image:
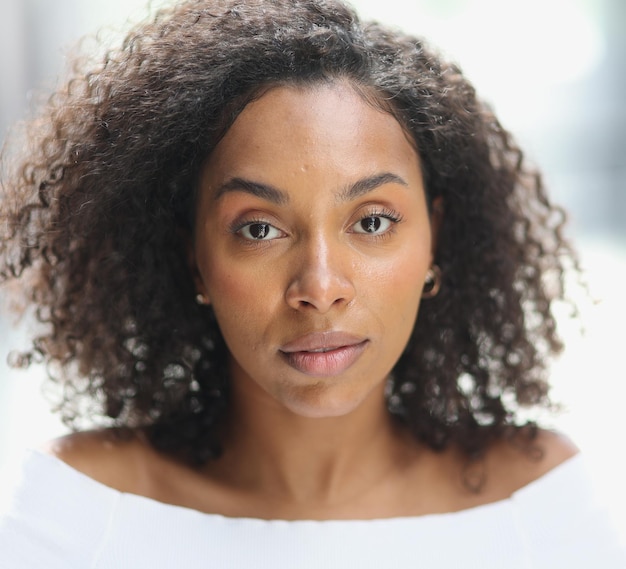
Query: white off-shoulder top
0,450,624,568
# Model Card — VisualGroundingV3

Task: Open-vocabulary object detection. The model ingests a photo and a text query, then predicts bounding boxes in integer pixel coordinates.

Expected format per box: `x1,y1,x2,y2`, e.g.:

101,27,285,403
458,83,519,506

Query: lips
279,331,368,376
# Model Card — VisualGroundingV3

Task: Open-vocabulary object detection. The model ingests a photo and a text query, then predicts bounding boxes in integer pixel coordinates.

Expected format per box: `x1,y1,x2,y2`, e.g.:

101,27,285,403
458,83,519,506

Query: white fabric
0,450,624,568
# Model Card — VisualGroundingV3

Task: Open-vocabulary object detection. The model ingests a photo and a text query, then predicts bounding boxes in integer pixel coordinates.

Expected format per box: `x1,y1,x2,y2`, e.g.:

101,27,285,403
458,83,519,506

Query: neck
210,376,417,509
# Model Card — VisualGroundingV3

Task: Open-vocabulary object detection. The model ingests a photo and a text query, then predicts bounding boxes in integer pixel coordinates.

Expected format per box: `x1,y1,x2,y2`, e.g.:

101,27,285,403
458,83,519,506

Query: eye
351,214,394,235
238,222,283,241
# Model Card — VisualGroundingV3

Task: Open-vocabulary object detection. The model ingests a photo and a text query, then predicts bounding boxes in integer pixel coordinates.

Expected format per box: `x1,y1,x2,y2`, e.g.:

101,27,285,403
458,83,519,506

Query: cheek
370,237,429,298
201,253,278,343
371,240,430,336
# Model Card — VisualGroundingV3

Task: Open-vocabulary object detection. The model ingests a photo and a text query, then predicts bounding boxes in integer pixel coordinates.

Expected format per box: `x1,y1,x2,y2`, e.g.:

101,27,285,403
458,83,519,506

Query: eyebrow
214,178,288,205
337,172,408,202
213,172,408,204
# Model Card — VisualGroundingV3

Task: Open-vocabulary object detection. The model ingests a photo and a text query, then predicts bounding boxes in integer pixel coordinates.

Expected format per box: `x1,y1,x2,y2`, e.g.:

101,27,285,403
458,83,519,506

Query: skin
47,82,578,521
193,82,435,420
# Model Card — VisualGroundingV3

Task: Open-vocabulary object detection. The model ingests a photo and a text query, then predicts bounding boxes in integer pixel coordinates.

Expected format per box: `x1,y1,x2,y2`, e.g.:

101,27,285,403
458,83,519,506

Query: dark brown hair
0,0,574,464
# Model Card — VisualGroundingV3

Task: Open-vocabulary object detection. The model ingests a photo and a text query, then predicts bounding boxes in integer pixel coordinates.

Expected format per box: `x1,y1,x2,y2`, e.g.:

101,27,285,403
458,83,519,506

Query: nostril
286,281,355,313
284,245,356,312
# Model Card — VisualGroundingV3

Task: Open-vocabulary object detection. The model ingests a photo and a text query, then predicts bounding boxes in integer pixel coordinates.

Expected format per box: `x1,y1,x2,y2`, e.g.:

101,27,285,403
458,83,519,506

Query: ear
180,228,211,305
429,196,444,261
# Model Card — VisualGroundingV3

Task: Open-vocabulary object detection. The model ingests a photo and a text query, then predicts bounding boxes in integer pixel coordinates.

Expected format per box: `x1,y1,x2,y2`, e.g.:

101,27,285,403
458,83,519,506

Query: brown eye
352,215,392,234
239,222,282,241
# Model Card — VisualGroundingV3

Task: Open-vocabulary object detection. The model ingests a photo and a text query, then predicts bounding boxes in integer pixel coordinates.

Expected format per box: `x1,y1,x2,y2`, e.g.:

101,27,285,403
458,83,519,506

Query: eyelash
352,208,404,237
229,217,282,243
362,207,403,223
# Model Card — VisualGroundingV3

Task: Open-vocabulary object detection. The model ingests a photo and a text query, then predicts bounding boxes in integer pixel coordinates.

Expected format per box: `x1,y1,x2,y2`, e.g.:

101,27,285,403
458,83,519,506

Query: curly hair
0,0,574,465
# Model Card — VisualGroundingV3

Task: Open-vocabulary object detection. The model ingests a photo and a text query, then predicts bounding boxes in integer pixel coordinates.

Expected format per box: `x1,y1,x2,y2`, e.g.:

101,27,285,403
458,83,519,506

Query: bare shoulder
485,428,580,497
42,430,229,513
528,429,580,471
41,429,152,493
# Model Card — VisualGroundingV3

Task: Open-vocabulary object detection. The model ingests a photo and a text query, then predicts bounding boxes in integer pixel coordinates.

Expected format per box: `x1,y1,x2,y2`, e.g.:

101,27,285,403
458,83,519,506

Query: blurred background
1,0,624,536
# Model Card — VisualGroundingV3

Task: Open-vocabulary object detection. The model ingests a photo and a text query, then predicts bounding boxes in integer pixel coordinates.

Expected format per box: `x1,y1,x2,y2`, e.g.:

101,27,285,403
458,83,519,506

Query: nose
285,236,356,313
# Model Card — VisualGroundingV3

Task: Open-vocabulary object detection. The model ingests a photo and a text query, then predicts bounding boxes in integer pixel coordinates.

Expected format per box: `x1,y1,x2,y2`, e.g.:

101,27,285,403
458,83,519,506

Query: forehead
201,82,422,187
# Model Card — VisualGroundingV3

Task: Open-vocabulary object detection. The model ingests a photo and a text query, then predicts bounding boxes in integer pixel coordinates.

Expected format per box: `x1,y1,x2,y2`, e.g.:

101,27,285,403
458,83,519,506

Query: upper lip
279,331,368,353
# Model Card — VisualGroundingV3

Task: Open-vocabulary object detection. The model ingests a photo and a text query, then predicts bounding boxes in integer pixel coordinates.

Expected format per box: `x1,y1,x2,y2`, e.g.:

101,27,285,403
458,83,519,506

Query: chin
278,383,374,419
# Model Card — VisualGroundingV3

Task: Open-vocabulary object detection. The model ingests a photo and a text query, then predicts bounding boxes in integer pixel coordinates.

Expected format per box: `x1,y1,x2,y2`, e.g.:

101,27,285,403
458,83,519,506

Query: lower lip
280,342,368,376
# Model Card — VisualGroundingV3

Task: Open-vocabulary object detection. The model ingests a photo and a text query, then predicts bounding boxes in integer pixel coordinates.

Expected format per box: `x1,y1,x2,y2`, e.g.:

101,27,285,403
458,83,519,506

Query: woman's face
193,82,437,418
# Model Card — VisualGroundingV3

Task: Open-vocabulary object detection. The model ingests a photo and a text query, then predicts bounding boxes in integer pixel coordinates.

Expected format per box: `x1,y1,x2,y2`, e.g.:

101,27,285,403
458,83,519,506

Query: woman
0,0,623,566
